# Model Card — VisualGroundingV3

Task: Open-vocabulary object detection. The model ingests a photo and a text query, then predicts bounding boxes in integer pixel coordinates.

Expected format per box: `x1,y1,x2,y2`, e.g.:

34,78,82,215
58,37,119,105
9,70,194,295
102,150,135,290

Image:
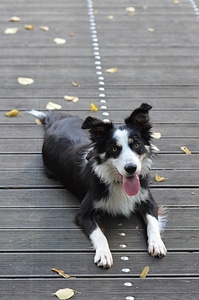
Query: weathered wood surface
1,0,199,299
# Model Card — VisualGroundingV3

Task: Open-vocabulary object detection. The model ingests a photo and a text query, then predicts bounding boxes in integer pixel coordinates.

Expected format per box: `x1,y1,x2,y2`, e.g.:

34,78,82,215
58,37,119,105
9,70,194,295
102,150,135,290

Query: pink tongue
123,175,140,196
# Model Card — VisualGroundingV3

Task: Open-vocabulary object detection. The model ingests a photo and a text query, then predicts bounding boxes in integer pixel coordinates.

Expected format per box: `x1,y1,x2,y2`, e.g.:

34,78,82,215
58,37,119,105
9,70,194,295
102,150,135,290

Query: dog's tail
27,109,47,123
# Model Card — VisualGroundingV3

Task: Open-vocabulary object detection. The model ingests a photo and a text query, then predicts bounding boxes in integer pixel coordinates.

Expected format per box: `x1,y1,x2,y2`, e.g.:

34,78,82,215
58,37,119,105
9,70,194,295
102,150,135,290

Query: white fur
89,225,113,268
146,214,167,257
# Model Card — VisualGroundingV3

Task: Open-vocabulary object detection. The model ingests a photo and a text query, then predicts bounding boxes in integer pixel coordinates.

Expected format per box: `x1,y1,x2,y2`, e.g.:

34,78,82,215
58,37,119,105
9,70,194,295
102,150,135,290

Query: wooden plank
0,278,198,300
0,252,199,277
0,229,198,252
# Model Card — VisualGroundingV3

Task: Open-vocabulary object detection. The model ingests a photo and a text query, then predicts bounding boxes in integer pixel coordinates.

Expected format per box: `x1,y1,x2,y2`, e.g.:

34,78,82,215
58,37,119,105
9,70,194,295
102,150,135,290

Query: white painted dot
98,87,105,91
121,256,129,261
122,268,131,273
99,81,104,85
100,105,107,109
94,52,100,55
100,100,106,103
126,297,135,300
96,66,102,70
96,71,102,75
119,244,127,248
94,47,99,51
103,119,110,123
124,282,133,287
119,232,126,236
99,93,105,97
95,55,101,60
102,112,109,116
93,38,98,42
93,43,98,47
95,61,101,65
98,76,104,81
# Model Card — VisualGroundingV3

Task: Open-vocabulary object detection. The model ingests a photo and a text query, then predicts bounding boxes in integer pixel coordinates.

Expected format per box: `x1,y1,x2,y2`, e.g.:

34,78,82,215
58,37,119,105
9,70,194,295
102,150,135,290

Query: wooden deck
1,0,199,298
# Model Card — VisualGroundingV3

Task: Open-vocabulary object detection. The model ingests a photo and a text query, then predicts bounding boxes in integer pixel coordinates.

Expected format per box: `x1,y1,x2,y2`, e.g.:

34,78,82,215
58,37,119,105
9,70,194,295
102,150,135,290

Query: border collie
29,103,167,268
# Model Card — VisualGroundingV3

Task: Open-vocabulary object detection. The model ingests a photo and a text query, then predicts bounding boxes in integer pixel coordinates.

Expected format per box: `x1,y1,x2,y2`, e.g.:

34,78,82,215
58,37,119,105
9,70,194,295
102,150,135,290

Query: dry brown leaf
140,265,150,278
54,38,66,44
4,27,19,34
90,103,98,112
54,288,75,300
151,132,161,139
24,24,34,30
71,80,80,87
64,95,79,103
155,174,168,182
46,102,62,110
10,16,21,22
5,109,19,117
51,268,75,279
106,67,118,73
18,77,34,85
70,32,75,37
181,146,191,154
40,26,49,31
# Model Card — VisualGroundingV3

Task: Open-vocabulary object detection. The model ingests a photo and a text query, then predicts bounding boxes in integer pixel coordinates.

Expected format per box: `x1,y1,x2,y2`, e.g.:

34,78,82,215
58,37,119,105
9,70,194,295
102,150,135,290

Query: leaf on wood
46,101,62,110
10,16,21,22
173,0,180,4
18,77,34,85
35,118,42,125
24,24,34,30
151,132,161,139
155,173,168,182
64,95,79,103
71,80,80,87
54,288,75,300
108,15,114,20
51,268,75,279
94,9,98,16
140,265,150,278
90,103,98,112
181,146,191,155
40,26,49,31
54,38,66,44
106,67,118,73
147,27,155,32
4,27,19,34
126,7,136,15
69,33,75,37
5,109,19,117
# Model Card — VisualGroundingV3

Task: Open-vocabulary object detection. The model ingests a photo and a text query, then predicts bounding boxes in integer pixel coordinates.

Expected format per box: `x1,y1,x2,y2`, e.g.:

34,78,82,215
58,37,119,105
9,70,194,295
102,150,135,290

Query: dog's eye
134,142,140,148
112,147,118,152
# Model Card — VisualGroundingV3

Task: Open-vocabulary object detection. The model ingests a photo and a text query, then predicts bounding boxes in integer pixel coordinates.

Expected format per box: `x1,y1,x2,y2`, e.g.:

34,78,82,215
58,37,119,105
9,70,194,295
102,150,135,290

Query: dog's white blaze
90,225,113,268
94,187,149,217
112,129,142,176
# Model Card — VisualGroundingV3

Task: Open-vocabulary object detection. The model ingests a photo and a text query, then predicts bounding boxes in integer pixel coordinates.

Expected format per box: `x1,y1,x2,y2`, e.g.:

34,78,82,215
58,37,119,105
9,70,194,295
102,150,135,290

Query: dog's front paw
148,238,167,257
94,248,113,268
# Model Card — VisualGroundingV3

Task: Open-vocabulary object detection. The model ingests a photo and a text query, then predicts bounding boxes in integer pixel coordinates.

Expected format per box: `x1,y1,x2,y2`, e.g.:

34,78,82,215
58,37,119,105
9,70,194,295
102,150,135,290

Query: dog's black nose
124,164,137,175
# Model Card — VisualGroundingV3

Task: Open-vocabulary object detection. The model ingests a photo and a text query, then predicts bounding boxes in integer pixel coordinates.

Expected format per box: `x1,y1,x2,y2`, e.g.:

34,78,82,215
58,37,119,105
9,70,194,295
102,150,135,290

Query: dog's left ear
82,116,113,143
125,103,152,144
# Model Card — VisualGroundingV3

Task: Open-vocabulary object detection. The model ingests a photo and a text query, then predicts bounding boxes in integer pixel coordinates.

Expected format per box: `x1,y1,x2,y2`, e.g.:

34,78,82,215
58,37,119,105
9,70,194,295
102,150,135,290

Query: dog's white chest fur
94,184,149,217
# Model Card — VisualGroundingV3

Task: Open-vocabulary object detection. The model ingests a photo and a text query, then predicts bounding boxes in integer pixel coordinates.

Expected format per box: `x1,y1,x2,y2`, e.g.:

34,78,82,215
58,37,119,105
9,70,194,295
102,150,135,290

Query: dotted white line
189,0,199,18
87,0,110,122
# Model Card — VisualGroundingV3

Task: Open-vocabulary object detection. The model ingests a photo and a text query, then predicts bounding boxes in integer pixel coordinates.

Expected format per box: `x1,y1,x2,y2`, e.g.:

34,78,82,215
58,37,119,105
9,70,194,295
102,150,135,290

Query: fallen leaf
147,27,155,32
108,15,114,20
54,288,75,300
90,103,98,112
54,38,66,44
46,102,62,110
181,146,191,154
106,67,118,73
71,80,80,87
4,27,18,34
35,118,42,125
51,268,75,279
140,265,150,278
155,174,168,182
69,32,75,37
94,9,98,16
64,95,79,103
18,77,34,85
151,132,161,139
173,0,180,4
5,109,19,117
10,16,21,22
126,7,136,15
40,26,49,31
24,24,34,30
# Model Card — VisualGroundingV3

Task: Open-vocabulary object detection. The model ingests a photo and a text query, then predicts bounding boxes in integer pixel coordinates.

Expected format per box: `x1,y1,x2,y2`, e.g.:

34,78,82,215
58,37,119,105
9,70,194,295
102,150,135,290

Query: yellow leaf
126,7,136,15
5,109,19,117
71,80,80,87
46,101,62,110
140,265,150,278
18,77,34,85
4,27,18,34
181,146,191,154
40,26,49,31
54,288,75,300
108,15,114,20
54,38,66,44
155,174,168,182
64,95,79,103
35,118,42,125
151,132,161,139
10,16,21,22
24,24,34,30
51,268,75,279
106,67,118,73
90,103,98,112
147,27,155,32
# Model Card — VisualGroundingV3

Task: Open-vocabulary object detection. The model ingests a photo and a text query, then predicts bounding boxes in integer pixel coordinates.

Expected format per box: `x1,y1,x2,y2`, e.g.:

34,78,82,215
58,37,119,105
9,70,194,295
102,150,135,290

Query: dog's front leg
76,210,113,268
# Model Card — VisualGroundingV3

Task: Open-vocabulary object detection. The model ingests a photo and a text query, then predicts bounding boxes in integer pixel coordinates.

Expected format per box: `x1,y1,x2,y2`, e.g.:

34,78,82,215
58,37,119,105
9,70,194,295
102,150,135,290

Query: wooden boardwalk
1,0,199,298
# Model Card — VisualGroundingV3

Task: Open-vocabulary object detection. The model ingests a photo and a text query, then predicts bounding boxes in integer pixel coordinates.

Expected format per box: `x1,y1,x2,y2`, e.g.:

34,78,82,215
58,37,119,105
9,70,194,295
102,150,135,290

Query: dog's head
82,103,152,196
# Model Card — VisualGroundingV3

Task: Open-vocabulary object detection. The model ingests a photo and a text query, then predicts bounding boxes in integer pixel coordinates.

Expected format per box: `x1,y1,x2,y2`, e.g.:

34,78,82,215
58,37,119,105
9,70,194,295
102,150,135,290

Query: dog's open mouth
123,175,140,196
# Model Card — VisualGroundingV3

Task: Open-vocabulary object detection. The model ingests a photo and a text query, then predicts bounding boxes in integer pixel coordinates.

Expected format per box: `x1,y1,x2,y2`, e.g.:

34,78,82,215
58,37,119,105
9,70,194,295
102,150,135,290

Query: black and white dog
29,103,167,268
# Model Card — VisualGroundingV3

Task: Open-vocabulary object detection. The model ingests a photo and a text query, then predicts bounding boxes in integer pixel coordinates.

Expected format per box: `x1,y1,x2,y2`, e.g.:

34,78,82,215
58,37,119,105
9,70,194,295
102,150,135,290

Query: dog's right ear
82,116,113,143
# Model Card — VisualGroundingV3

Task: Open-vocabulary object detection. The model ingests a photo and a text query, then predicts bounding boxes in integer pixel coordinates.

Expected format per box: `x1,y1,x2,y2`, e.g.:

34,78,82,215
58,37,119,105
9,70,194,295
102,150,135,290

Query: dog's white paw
94,248,113,268
148,238,167,257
